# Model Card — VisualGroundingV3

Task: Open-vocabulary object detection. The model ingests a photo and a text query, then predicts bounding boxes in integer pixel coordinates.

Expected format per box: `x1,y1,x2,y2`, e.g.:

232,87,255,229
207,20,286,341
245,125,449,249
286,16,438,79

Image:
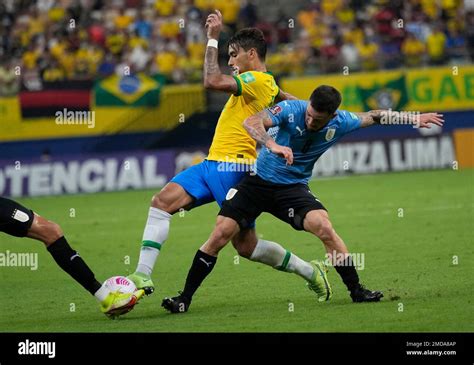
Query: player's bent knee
309,217,334,241
317,220,334,241
212,226,233,245
44,221,63,245
151,183,192,214
212,220,237,246
239,247,253,259
231,230,257,258
150,192,174,213
232,240,253,258
151,192,164,209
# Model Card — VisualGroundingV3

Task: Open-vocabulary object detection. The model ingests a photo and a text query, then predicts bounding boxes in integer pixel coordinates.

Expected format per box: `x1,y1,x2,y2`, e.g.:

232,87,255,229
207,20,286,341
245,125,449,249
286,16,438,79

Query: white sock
249,239,314,281
135,207,171,276
94,284,110,302
287,253,314,281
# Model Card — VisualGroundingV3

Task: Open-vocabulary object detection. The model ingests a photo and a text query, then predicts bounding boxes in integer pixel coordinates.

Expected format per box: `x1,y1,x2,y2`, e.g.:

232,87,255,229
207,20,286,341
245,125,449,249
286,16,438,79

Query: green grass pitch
1,169,473,332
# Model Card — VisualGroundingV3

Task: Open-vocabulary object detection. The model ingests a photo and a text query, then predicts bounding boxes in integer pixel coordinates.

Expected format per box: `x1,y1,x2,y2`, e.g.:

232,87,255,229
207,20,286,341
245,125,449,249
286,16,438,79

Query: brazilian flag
357,75,408,111
94,73,166,107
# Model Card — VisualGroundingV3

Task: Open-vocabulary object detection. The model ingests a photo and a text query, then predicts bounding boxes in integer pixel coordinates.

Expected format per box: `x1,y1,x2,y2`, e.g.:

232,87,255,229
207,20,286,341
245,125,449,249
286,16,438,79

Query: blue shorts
171,159,251,209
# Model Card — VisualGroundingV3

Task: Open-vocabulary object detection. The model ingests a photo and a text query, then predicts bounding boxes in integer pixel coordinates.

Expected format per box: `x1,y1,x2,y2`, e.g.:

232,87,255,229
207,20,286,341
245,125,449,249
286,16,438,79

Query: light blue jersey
257,100,361,184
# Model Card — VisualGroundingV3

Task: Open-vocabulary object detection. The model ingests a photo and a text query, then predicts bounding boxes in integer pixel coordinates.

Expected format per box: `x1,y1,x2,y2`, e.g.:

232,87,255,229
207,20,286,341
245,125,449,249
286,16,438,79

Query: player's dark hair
309,85,342,114
228,28,267,60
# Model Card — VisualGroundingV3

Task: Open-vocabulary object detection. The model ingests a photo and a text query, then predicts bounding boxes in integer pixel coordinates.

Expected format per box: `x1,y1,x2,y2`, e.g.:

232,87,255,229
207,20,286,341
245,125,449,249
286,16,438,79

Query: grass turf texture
0,169,472,332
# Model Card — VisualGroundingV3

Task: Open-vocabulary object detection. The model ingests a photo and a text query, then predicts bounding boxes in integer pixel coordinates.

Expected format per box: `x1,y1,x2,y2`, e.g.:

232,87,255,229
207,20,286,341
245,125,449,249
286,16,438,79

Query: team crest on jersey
268,105,282,115
12,209,29,223
325,128,336,141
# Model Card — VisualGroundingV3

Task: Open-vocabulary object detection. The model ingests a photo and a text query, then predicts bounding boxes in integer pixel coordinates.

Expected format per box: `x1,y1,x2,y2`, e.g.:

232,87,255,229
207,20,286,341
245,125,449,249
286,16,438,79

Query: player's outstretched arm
203,10,238,93
243,112,294,164
356,110,444,128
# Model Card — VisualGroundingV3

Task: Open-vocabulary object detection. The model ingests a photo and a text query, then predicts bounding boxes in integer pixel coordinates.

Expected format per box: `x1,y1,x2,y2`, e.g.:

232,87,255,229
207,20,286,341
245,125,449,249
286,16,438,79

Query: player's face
228,45,251,74
305,105,335,131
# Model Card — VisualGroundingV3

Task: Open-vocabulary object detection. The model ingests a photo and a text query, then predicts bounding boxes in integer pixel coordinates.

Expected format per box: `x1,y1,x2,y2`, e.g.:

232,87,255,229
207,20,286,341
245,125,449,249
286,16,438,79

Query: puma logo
199,257,213,267
70,253,80,261
296,126,304,136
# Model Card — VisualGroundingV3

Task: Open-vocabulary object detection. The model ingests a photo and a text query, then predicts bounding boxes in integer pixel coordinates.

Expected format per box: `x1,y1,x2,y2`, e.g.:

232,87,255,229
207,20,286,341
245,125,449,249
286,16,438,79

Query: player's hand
205,10,223,40
417,113,444,128
266,140,293,165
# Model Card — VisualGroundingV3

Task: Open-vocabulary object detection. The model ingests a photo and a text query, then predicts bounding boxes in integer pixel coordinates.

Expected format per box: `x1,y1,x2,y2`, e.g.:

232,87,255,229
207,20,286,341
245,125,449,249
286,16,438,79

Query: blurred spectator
217,0,240,33
336,1,355,25
42,58,65,82
380,36,401,69
134,11,152,39
426,24,447,65
401,32,425,67
239,0,258,28
155,0,175,17
89,20,106,46
357,37,379,71
0,60,20,96
155,43,178,80
340,39,360,72
343,24,364,47
446,26,467,61
275,11,292,45
320,36,342,73
114,8,133,30
98,53,117,77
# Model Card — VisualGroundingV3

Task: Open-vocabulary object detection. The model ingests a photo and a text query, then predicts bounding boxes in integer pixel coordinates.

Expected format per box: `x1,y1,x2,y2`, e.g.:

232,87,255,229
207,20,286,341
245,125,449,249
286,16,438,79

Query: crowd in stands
0,0,472,95
288,0,472,75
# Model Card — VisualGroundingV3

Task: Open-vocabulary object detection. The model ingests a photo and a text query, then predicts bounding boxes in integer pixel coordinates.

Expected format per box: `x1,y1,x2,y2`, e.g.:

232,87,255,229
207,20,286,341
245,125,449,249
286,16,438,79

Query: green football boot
127,272,155,295
101,289,145,319
307,260,332,302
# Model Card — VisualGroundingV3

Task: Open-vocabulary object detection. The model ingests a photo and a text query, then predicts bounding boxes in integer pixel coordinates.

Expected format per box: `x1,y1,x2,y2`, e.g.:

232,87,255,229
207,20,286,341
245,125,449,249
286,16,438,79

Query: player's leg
29,214,145,315
161,215,240,313
203,171,327,302
0,197,143,316
128,182,191,292
232,228,315,287
28,213,104,294
263,184,336,301
303,209,383,302
177,166,261,301
129,161,213,294
223,174,321,290
0,197,102,295
162,172,263,313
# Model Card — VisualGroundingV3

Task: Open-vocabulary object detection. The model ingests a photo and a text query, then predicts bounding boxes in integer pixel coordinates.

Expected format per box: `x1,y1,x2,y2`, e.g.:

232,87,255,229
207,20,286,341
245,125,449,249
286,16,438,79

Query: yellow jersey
207,71,279,164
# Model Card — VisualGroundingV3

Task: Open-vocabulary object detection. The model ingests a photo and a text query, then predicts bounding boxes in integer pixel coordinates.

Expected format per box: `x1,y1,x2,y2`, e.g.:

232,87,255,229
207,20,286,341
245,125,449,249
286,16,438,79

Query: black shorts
0,197,35,237
219,174,326,231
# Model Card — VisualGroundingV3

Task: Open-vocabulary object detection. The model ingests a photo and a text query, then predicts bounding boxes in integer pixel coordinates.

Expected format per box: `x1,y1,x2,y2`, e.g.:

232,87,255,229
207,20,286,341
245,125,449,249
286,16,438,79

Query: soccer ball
104,276,137,294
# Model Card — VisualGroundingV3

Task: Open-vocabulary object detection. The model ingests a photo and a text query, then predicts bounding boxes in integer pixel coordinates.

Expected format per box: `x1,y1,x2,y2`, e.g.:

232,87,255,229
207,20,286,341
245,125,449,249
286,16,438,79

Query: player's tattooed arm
244,111,294,164
357,110,444,128
203,10,238,94
355,110,385,127
243,111,274,144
